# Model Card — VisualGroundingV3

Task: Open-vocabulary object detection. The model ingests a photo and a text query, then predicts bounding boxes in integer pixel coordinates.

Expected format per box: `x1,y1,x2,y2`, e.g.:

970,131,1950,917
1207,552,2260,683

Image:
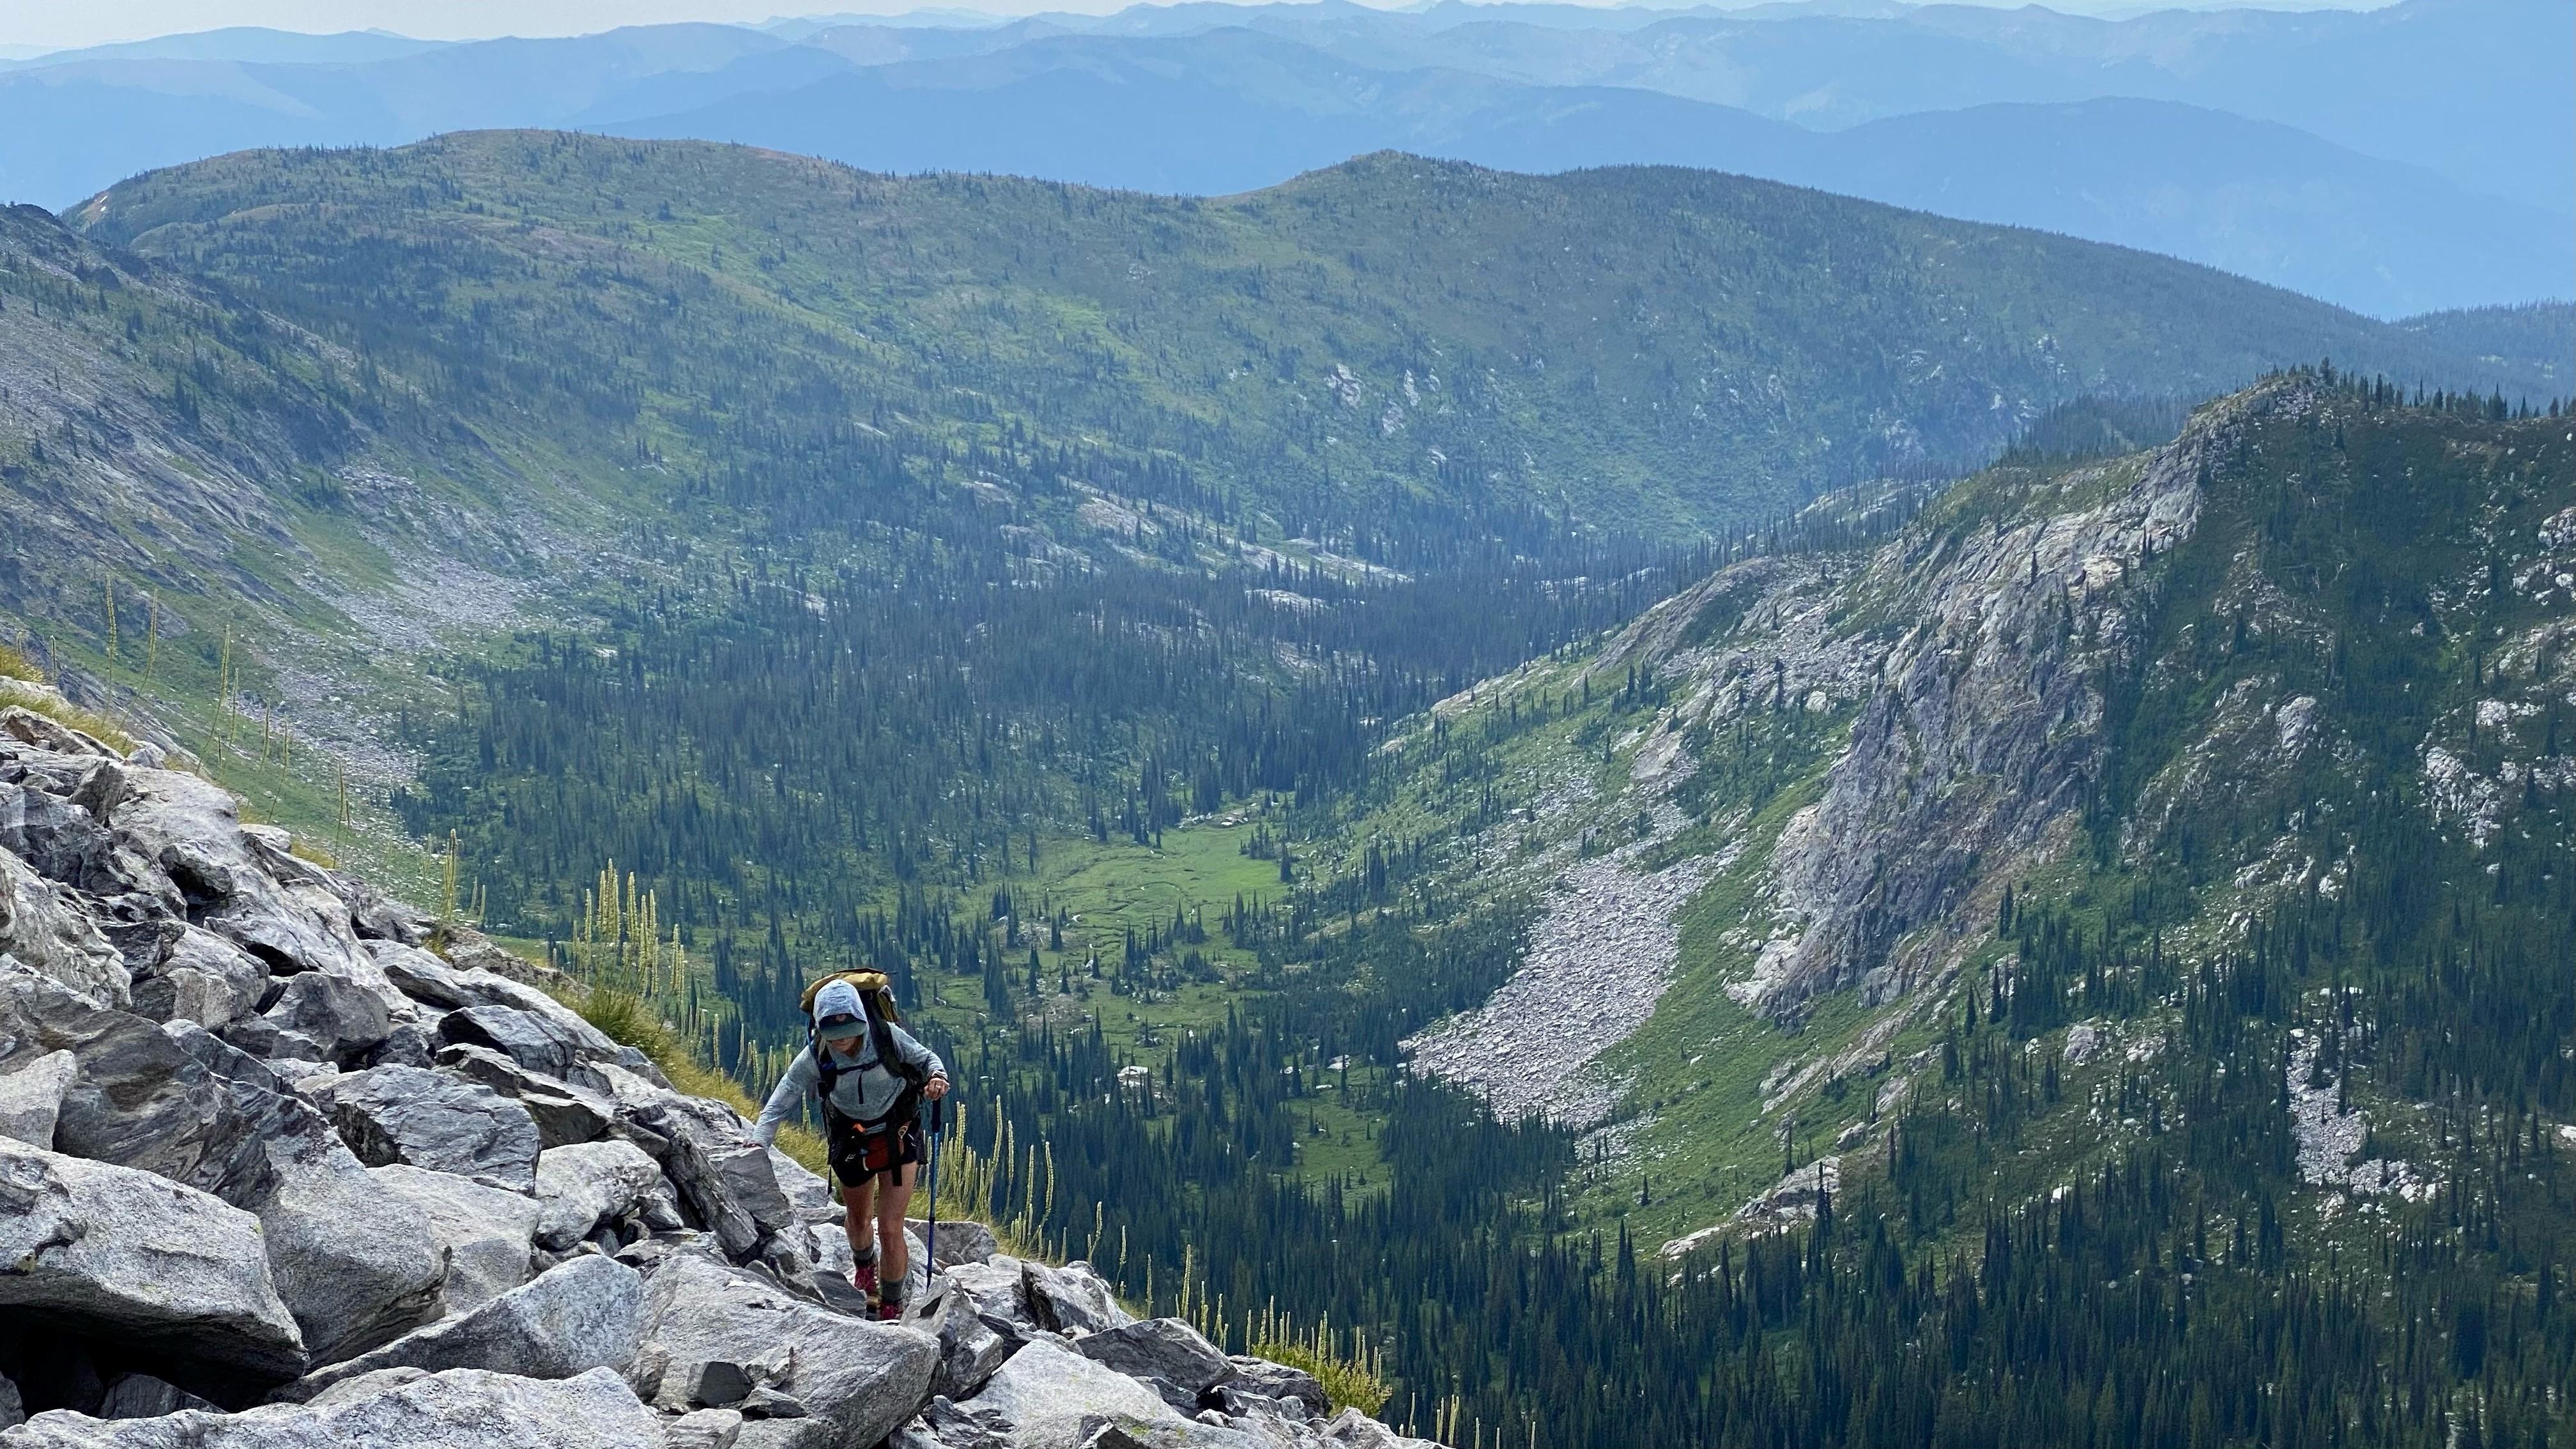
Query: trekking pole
921,1095,946,1292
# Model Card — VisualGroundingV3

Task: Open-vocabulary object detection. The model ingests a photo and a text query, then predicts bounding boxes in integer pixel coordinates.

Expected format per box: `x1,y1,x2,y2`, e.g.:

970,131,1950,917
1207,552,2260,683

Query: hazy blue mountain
3,0,2566,316
1801,99,2576,319
0,26,801,211
1220,0,2574,213
597,32,2564,315
0,27,445,72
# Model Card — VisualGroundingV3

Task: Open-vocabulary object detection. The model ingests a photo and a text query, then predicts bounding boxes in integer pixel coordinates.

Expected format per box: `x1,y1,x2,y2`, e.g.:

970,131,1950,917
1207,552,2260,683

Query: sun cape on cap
812,978,867,1033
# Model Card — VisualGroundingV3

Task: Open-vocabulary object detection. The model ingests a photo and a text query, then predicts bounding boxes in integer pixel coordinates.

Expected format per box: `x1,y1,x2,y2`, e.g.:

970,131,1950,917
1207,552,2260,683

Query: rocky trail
0,705,1436,1449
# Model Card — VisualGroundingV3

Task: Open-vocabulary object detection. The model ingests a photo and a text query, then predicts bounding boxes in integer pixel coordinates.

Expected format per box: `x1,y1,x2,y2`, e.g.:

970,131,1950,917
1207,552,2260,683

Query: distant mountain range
1,0,2568,318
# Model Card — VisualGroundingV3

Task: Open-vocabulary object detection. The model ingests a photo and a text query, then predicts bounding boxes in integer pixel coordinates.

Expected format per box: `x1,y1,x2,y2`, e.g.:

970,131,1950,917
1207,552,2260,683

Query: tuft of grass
289,838,341,870
574,985,829,1176
1248,1312,1393,1416
0,644,43,683
0,677,137,753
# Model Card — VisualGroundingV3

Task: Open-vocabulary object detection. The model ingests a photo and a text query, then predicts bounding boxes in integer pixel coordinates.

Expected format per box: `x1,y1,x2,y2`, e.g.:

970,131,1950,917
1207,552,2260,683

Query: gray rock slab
261,971,392,1064
907,1280,1011,1401
0,1137,305,1381
1320,1407,1444,1449
967,1338,1202,1449
144,1019,446,1363
250,1113,448,1365
944,1257,1037,1337
0,709,115,758
1222,1359,1328,1422
0,1047,74,1147
668,1407,745,1449
0,850,128,1008
320,1064,540,1188
369,1165,542,1315
127,926,266,1029
438,1045,613,1148
3,1366,663,1449
907,1218,1000,1269
628,1094,797,1263
1073,1320,1232,1403
99,765,367,981
436,1004,593,1082
533,1138,666,1252
1,963,268,1200
1025,1261,1134,1337
371,942,473,1009
0,778,180,930
279,1253,643,1402
631,1254,937,1449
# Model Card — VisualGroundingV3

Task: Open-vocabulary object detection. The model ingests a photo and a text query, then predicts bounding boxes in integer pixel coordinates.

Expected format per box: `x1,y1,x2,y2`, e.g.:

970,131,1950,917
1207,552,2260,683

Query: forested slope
374,370,2576,1446
74,132,2557,533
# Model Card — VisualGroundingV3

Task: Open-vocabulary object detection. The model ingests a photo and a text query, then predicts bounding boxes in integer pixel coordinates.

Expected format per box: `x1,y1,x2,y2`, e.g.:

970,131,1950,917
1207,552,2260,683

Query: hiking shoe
877,1298,905,1322
852,1262,878,1300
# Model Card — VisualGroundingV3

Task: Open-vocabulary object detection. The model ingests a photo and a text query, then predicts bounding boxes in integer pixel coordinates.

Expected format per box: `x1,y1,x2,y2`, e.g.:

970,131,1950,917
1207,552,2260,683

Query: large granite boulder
321,1065,541,1189
0,962,257,1195
0,1048,74,1148
905,1280,1011,1402
1024,1262,1133,1337
280,1254,643,1402
371,1165,543,1315
126,928,265,1031
97,767,365,979
1,1367,663,1449
1072,1321,1232,1411
631,1254,937,1449
0,1137,305,1382
533,1139,668,1252
617,1091,801,1268
434,1045,612,1148
906,1219,1001,1271
260,972,393,1066
155,1022,450,1363
0,854,127,1008
1222,1359,1329,1422
965,1339,1258,1449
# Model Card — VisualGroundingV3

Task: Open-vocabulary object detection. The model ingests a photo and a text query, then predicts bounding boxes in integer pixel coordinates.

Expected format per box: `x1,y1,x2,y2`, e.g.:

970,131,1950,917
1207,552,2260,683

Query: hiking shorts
825,1110,923,1189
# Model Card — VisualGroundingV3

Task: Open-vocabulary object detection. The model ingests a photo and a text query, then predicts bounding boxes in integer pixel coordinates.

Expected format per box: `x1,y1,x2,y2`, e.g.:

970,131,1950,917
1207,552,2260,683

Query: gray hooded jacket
753,981,946,1144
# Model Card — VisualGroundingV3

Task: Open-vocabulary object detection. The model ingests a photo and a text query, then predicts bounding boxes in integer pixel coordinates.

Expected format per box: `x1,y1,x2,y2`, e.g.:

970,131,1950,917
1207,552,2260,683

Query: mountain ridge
0,0,2564,314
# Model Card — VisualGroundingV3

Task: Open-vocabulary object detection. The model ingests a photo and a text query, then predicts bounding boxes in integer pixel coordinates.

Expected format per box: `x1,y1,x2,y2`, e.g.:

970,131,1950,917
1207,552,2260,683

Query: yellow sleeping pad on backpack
799,969,903,1023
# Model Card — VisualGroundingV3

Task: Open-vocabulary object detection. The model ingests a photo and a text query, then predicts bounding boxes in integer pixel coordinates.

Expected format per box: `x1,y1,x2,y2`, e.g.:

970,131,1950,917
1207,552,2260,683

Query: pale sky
0,0,2387,53
17,0,1182,50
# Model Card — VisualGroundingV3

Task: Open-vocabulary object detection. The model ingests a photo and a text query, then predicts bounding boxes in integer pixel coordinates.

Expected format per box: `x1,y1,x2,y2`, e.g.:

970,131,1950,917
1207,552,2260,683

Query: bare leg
876,1161,917,1303
843,1176,877,1268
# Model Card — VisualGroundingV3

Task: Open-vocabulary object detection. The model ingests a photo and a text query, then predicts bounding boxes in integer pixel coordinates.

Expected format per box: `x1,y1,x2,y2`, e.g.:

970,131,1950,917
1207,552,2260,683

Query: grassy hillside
73,132,2557,535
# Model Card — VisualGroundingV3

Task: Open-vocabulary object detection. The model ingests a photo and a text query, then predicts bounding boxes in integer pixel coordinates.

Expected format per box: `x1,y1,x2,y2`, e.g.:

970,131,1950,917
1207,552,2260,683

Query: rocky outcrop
0,1137,306,1383
0,718,1438,1448
4,1368,664,1449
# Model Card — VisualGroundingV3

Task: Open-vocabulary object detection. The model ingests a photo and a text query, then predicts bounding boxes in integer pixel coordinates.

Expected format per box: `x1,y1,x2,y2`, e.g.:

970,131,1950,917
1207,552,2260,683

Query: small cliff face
1735,385,2218,1015
0,705,1438,1449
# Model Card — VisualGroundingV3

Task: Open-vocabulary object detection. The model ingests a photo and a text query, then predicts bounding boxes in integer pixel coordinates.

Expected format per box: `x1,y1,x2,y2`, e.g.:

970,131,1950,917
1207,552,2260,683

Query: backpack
798,970,927,1119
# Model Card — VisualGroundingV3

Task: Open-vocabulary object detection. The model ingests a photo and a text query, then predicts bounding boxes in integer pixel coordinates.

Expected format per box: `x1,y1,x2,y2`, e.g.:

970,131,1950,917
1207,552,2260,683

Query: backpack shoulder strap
864,995,928,1091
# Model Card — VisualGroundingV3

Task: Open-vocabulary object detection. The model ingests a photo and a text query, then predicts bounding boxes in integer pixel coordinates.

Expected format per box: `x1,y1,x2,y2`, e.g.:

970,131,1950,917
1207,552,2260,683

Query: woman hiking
754,977,948,1321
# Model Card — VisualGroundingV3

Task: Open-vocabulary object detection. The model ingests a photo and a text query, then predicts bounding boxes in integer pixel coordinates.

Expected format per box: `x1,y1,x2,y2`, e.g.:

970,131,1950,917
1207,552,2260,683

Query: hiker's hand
924,1077,949,1101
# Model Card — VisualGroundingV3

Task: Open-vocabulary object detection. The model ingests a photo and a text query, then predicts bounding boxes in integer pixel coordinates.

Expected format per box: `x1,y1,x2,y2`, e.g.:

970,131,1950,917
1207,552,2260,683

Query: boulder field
0,706,1438,1449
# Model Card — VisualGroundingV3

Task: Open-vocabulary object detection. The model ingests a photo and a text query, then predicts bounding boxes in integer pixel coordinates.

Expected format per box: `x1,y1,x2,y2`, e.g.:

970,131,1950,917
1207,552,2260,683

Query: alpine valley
0,122,2570,1449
